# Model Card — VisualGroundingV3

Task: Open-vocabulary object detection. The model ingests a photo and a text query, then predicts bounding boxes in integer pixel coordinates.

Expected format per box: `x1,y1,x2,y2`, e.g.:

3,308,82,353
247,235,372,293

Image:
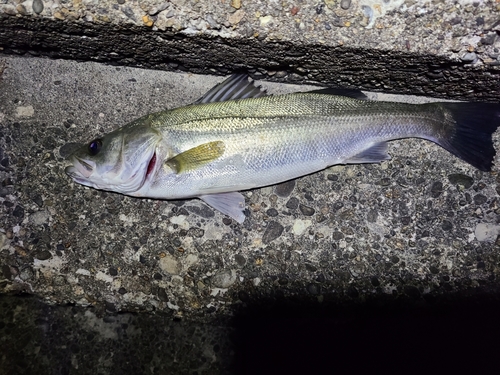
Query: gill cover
65,117,161,194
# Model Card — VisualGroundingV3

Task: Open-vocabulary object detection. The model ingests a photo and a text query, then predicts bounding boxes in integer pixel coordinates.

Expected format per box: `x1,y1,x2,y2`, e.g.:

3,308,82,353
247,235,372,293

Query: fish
65,74,500,223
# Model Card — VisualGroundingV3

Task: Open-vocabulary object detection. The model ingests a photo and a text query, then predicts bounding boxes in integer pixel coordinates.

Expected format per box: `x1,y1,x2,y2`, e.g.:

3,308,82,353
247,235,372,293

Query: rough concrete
2,53,500,316
0,0,500,101
2,50,500,374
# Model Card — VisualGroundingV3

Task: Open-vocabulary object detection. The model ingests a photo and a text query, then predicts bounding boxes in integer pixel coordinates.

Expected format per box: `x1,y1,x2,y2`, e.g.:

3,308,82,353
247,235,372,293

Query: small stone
185,204,214,218
211,269,237,288
2,5,17,15
340,0,351,10
430,181,443,198
292,219,311,235
142,15,154,27
16,4,31,16
266,208,278,217
460,52,477,63
475,223,500,242
448,174,473,189
367,209,378,223
480,33,497,46
324,0,336,11
441,220,453,231
275,180,295,197
262,221,284,244
473,194,487,205
35,250,52,260
109,267,118,276
12,205,25,219
228,9,245,25
286,197,299,209
230,0,241,10
159,254,181,275
118,287,127,295
117,0,126,4
332,231,344,240
32,0,44,14
205,14,219,29
259,15,273,27
148,2,169,16
234,254,246,267
299,204,315,216
53,11,65,20
188,227,205,238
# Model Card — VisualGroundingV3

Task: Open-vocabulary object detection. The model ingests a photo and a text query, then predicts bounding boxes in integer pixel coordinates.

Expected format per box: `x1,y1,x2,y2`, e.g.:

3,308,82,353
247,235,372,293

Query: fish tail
436,102,500,171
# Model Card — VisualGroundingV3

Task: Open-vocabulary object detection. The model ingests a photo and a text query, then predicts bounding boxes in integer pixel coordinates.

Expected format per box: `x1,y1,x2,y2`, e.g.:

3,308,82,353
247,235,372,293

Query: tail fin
437,102,500,171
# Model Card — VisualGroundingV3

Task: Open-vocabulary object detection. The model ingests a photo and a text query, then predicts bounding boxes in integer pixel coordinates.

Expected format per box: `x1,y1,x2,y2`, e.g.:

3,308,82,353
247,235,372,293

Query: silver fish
65,74,500,223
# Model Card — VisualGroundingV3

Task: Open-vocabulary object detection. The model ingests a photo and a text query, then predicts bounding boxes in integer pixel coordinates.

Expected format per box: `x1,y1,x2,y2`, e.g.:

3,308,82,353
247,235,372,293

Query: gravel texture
0,0,499,100
1,54,500,373
2,54,500,314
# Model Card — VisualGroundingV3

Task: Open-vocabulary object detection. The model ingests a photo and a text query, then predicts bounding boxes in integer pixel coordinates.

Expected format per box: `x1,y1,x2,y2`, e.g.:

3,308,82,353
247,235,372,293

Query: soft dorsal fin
309,88,368,100
165,141,225,173
194,74,268,104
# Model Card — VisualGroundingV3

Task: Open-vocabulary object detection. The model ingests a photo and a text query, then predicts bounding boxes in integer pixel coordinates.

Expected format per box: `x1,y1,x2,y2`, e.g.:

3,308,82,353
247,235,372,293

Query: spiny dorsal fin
194,74,268,104
165,141,225,173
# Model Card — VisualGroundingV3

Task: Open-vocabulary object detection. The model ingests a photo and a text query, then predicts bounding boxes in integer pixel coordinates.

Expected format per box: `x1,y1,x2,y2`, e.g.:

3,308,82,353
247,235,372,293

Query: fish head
65,121,162,194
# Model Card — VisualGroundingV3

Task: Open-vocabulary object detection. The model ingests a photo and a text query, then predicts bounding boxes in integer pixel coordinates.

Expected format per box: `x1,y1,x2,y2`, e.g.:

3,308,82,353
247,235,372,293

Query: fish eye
88,139,102,155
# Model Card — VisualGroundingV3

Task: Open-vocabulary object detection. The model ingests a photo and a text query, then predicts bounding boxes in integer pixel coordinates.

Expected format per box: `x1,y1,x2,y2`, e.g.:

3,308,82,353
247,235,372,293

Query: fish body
65,75,500,223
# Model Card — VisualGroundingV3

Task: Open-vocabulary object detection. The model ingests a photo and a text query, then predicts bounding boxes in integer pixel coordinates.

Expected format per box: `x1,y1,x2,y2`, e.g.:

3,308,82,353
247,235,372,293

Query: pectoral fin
199,192,246,223
165,141,225,173
344,142,391,164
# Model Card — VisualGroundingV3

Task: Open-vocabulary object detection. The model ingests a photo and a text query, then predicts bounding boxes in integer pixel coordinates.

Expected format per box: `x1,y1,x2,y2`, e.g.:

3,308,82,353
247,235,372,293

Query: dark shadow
231,288,500,375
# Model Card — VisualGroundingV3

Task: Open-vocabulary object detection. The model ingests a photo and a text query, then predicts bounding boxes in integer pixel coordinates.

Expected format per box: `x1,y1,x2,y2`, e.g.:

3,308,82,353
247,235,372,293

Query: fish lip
65,165,93,186
65,156,94,179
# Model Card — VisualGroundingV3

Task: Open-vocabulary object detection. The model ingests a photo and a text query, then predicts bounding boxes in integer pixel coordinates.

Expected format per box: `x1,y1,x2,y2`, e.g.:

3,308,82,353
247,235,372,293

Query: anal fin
344,142,391,164
199,192,246,223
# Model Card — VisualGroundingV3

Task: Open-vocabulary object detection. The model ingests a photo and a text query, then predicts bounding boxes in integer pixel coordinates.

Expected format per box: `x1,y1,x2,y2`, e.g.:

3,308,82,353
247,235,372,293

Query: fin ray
194,74,268,104
166,141,225,173
199,192,246,223
434,102,500,171
344,142,390,164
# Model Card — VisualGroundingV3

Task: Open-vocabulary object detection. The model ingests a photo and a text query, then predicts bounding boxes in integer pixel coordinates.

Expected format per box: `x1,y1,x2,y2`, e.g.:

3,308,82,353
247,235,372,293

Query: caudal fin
437,102,500,171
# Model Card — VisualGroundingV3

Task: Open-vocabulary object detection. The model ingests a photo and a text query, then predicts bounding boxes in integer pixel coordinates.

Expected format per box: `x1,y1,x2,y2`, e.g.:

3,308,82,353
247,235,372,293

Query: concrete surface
1,0,500,100
1,55,500,373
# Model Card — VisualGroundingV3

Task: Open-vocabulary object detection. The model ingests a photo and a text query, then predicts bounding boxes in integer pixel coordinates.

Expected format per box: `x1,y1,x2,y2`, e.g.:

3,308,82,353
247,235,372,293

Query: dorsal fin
194,74,268,104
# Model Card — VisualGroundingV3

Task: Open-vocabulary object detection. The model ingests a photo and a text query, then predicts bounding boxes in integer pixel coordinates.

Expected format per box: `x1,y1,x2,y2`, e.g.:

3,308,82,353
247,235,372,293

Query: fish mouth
65,157,95,185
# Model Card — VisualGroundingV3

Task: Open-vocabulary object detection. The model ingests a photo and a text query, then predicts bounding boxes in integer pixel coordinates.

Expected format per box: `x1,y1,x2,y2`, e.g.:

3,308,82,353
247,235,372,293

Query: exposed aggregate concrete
0,0,500,100
1,56,500,324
